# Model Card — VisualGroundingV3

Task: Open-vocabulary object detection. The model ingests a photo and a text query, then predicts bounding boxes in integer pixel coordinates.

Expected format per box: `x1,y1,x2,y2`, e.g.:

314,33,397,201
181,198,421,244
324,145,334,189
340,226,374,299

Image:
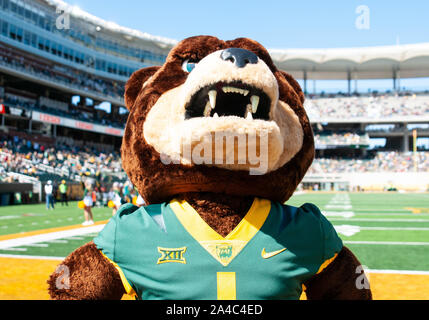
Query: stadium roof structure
44,0,429,89
269,42,429,82
43,0,177,49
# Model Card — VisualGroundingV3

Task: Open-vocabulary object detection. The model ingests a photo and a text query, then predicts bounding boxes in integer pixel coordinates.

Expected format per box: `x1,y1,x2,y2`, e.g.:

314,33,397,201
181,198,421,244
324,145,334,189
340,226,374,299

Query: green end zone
1,193,429,272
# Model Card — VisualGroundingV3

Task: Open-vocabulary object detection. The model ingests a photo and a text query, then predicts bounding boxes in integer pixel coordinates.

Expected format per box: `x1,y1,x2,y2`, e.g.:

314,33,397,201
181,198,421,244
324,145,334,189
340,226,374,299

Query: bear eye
182,59,197,73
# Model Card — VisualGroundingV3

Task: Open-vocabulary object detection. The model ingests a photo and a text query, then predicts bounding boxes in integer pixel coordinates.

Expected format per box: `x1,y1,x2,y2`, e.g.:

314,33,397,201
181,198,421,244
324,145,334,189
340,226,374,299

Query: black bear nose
220,48,258,68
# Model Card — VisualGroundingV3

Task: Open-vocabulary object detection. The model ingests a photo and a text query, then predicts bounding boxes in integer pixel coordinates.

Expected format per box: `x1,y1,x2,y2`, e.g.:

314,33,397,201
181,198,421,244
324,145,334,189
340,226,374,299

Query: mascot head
121,36,314,204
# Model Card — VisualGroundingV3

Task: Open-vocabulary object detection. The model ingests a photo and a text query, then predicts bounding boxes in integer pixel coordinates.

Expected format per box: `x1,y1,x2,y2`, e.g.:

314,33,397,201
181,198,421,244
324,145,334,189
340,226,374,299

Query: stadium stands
0,0,427,195
0,133,124,184
305,94,429,120
309,151,429,174
0,42,125,101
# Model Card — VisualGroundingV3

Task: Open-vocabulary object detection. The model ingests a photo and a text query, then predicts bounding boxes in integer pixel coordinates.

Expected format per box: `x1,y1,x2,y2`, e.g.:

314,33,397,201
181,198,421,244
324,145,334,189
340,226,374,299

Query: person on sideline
45,180,55,210
82,180,94,226
59,180,68,206
111,182,123,216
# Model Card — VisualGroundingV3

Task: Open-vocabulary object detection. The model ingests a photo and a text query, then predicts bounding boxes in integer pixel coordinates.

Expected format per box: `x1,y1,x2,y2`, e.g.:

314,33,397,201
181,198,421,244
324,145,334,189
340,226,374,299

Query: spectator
59,180,68,206
111,182,123,216
82,179,94,226
44,180,55,210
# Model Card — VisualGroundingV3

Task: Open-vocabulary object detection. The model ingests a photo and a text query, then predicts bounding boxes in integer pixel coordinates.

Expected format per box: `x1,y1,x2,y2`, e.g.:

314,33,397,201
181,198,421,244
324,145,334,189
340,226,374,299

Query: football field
0,192,428,300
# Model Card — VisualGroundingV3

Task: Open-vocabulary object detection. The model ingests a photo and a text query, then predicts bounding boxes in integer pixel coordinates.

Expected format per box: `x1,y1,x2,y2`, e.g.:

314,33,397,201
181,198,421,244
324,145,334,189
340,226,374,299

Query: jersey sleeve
93,214,117,260
300,203,343,272
93,204,138,296
93,203,138,259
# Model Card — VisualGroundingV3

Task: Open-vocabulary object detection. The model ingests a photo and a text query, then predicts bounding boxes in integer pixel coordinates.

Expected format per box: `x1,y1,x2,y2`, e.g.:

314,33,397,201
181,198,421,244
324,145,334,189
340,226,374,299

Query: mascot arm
303,246,372,300
47,241,125,300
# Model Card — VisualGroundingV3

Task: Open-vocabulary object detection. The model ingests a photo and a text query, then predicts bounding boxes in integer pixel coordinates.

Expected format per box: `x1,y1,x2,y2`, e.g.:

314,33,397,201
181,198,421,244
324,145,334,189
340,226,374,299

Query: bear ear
124,66,161,110
279,71,305,105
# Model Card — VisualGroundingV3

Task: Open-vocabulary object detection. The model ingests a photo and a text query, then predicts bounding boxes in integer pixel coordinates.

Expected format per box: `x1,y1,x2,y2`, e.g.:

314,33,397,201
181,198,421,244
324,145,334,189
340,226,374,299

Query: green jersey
93,198,342,300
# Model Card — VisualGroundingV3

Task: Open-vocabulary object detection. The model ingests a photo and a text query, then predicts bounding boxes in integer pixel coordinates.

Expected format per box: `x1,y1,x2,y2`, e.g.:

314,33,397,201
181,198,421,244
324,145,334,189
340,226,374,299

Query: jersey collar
169,197,271,266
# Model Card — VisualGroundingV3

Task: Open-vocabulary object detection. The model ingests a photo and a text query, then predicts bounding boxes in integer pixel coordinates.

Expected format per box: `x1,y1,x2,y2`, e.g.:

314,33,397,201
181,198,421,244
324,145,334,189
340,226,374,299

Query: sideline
0,223,106,249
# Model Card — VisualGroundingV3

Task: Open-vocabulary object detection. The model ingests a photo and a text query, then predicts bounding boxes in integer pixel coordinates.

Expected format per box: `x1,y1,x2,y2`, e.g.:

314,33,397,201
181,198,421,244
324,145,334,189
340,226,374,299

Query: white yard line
323,211,355,218
324,205,353,209
329,218,429,222
25,243,49,247
334,225,429,231
355,213,429,216
344,240,429,246
359,227,429,231
0,216,19,220
48,240,69,244
0,225,105,249
1,247,27,251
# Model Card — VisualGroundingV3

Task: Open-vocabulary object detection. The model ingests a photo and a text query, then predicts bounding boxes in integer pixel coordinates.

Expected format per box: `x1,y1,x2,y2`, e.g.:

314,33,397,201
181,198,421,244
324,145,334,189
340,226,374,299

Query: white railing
6,172,42,201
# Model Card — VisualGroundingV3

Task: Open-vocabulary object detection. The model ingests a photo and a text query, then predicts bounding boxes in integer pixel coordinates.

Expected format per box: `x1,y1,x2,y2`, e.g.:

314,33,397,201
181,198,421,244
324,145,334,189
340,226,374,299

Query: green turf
0,201,112,236
340,230,429,242
345,244,429,270
1,192,429,271
0,234,96,257
286,192,429,271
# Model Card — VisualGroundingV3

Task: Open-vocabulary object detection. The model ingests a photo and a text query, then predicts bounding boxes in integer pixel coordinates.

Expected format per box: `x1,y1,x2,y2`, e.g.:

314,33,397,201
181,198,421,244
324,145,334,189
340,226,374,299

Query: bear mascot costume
48,36,372,300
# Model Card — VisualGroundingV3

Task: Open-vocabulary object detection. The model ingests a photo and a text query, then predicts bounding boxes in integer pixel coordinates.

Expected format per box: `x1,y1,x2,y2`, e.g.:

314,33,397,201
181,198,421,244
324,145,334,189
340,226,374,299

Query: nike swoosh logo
261,247,287,259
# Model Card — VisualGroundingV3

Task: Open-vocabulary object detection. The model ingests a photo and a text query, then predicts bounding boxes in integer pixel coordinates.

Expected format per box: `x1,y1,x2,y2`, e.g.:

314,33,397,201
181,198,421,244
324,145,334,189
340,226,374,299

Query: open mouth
184,81,271,120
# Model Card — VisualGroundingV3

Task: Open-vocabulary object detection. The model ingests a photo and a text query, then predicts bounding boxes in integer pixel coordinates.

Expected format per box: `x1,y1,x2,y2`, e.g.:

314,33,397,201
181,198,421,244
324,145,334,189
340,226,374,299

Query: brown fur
182,192,253,237
303,246,372,300
47,241,124,300
121,35,314,205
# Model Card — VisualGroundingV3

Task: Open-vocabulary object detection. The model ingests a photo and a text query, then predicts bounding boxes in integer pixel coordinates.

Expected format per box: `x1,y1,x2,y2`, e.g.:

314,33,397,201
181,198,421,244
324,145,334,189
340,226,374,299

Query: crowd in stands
305,94,429,120
1,131,428,183
0,132,124,184
314,132,370,147
308,151,429,174
0,43,125,101
2,95,127,129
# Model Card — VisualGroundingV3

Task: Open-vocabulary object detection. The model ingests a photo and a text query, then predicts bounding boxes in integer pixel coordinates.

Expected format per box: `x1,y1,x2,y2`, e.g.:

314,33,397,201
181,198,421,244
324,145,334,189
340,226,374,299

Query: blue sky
65,0,429,48
65,0,429,93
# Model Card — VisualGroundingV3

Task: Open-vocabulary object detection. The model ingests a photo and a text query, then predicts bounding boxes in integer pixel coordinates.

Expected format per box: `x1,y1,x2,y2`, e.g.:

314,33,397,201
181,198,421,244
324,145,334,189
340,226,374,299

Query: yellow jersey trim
217,272,237,300
170,197,271,266
99,250,137,298
316,253,338,274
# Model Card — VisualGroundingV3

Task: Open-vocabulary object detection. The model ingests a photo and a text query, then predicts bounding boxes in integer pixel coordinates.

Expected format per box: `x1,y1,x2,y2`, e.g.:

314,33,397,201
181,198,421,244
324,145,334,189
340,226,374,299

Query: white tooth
250,95,259,113
246,111,253,120
203,101,211,117
208,90,217,109
243,89,249,96
213,112,219,118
